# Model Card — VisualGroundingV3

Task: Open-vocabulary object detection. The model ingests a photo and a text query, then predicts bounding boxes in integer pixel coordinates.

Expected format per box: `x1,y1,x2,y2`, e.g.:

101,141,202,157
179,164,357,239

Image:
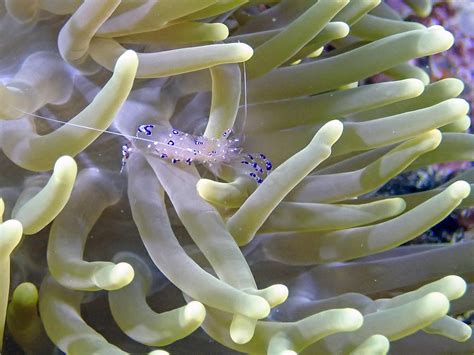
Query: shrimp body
134,124,239,165
125,124,272,184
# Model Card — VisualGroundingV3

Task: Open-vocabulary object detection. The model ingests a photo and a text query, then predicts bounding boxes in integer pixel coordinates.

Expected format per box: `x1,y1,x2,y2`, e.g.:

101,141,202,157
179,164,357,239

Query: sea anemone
0,0,473,354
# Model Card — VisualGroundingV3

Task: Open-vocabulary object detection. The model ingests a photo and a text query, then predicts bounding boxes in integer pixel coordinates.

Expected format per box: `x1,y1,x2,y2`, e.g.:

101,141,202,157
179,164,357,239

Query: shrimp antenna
11,107,271,184
11,107,240,162
243,60,248,124
12,108,157,145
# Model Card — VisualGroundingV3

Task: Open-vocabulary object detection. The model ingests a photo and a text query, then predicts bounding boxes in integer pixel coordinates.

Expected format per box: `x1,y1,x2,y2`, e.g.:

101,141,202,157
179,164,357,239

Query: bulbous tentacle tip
351,334,390,355
239,294,271,319
315,119,344,146
11,282,39,308
458,324,473,342
244,284,289,308
439,275,467,300
230,314,256,344
53,156,77,181
404,78,426,95
421,26,455,53
182,301,206,326
338,308,364,331
93,262,135,291
148,350,170,355
425,292,450,315
0,220,23,256
448,180,471,200
216,24,230,40
235,42,254,61
115,49,139,72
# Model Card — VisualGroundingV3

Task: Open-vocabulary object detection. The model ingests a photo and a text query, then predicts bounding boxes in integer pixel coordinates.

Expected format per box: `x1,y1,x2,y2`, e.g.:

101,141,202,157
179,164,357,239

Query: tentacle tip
94,262,135,291
406,77,426,95
235,233,253,247
55,154,75,164
460,326,473,342
316,119,344,146
418,129,442,151
424,292,450,314
263,284,289,307
334,21,350,37
236,42,254,61
12,282,38,307
327,119,344,134
230,326,254,345
280,351,297,355
343,309,364,330
423,26,454,52
54,155,78,179
441,275,467,299
116,49,139,71
216,23,230,40
448,181,471,200
148,350,170,355
183,301,206,325
0,219,23,254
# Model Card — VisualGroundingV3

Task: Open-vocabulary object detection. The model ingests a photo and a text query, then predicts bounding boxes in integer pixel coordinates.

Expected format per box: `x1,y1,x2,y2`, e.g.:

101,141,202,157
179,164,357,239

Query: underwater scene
0,0,473,354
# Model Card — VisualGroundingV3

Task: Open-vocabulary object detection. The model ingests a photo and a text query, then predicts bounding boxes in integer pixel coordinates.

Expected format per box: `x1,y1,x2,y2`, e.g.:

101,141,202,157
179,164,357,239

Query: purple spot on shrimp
185,158,192,165
172,129,179,135
172,158,180,164
265,161,272,171
248,172,264,184
160,153,168,159
168,140,175,146
137,124,155,136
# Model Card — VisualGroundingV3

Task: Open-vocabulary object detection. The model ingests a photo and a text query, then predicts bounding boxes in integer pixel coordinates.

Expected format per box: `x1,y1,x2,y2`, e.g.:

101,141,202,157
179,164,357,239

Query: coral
0,0,473,354
385,0,473,122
